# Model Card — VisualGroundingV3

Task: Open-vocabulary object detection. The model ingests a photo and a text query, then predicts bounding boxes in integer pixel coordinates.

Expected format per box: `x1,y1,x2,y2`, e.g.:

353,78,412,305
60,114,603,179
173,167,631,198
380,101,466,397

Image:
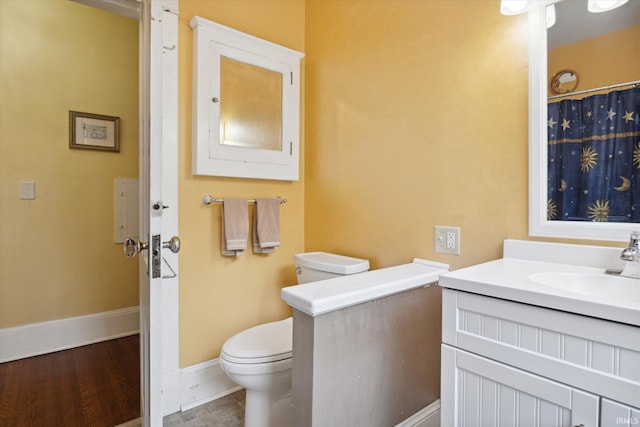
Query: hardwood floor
0,335,140,427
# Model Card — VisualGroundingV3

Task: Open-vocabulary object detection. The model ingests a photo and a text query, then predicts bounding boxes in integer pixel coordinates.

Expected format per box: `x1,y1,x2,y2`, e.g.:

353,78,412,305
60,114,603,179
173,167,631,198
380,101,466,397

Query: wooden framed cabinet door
441,345,599,427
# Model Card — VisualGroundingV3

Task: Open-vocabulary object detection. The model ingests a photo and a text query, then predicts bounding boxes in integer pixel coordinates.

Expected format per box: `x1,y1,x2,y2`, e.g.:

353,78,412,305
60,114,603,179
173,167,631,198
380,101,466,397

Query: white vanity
439,240,640,427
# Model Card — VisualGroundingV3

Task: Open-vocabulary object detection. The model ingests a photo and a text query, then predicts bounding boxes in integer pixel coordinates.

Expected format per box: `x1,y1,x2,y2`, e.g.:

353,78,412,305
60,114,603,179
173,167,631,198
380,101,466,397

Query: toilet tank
294,252,369,284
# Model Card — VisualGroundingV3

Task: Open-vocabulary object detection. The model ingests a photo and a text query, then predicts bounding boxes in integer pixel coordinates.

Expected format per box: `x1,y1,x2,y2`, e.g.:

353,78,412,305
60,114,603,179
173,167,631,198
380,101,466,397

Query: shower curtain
547,87,640,222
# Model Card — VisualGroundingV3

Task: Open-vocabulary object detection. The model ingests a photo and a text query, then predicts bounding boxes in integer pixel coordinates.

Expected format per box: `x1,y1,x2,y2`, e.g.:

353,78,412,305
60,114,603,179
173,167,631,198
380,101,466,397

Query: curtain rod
548,79,640,100
202,194,287,205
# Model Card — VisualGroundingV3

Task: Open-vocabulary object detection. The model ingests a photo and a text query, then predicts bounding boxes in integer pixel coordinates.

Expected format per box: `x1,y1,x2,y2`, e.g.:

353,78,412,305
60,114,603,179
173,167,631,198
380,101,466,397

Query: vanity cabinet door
442,288,640,410
600,398,640,427
441,345,599,427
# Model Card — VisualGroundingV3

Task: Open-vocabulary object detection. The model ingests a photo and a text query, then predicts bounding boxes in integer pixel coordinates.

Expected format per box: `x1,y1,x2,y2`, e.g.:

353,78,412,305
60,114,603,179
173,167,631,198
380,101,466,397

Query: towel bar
202,194,287,205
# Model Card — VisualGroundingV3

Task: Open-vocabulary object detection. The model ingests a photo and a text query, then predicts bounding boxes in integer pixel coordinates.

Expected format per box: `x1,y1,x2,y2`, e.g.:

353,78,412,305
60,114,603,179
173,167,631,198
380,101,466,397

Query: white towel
221,198,248,257
253,198,280,253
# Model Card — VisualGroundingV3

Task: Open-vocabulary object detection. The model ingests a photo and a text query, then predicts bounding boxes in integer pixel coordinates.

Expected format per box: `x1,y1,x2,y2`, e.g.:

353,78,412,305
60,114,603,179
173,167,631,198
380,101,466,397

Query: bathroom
1,0,638,425
179,0,528,381
178,0,530,414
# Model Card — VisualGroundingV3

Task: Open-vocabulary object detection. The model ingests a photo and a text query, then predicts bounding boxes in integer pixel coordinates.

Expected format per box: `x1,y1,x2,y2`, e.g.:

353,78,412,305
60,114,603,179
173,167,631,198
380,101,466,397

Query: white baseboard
396,399,441,427
0,306,139,363
179,358,242,412
162,368,182,416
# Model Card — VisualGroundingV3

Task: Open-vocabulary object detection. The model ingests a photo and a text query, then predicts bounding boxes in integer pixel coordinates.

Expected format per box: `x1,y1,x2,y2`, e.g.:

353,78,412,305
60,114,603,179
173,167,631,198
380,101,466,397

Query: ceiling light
500,0,529,15
546,3,556,28
587,0,629,13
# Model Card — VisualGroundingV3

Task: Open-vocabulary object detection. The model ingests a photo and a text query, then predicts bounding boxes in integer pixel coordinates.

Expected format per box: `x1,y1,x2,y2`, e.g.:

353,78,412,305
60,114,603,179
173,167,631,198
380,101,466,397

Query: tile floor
155,389,441,427
163,389,246,427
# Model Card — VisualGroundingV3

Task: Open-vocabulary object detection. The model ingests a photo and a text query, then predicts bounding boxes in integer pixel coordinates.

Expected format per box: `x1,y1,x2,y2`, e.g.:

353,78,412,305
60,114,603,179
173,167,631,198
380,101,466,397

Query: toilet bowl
219,252,369,427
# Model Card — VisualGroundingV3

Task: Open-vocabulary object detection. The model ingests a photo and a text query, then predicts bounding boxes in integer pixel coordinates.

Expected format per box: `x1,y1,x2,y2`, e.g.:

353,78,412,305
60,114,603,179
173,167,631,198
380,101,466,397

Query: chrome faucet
619,231,640,278
621,231,640,261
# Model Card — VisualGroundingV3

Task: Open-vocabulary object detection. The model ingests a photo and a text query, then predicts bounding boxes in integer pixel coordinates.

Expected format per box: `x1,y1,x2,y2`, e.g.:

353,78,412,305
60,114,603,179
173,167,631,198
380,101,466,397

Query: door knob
163,236,181,253
125,235,180,278
124,238,148,258
125,236,180,257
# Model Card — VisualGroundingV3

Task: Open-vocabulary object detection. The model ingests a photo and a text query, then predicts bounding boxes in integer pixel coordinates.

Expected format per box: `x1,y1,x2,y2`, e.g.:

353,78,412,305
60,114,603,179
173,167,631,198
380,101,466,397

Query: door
138,2,161,423
133,0,180,425
441,345,599,427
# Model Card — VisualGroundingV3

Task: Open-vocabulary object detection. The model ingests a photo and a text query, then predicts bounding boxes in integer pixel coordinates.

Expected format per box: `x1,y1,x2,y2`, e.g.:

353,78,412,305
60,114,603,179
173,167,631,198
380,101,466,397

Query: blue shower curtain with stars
547,87,640,222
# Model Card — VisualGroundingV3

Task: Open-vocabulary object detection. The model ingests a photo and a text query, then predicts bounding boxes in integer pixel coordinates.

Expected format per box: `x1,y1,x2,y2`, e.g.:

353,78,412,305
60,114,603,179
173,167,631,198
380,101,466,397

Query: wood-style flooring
0,335,140,427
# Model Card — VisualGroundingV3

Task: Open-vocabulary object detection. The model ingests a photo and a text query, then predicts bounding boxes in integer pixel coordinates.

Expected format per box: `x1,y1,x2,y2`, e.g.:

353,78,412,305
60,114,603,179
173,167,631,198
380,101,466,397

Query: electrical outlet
434,226,460,255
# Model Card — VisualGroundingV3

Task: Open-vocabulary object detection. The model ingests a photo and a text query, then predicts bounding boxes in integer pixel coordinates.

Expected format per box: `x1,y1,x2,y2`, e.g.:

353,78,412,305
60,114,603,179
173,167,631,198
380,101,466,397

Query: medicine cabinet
190,16,304,181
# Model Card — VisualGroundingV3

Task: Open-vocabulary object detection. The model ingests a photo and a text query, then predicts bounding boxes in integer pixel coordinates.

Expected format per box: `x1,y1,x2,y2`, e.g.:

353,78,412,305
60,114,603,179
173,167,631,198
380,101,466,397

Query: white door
126,0,179,425
441,345,599,427
138,2,163,424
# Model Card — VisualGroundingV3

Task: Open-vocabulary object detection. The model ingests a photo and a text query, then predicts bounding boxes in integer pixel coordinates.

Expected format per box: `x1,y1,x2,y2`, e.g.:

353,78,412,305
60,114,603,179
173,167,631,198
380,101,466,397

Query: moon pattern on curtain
547,87,640,222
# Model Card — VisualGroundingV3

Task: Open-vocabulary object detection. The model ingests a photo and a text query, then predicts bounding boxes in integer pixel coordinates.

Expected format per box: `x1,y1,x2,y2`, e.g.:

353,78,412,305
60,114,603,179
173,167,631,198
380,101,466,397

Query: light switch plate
435,226,460,255
114,178,139,243
20,181,36,200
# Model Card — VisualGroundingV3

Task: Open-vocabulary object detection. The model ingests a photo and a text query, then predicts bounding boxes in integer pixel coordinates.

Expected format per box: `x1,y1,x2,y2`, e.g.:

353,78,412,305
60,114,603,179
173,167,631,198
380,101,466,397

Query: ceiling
548,0,640,49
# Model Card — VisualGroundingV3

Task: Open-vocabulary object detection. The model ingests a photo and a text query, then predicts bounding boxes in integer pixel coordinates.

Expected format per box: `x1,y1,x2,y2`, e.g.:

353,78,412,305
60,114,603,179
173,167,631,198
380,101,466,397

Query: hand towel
252,211,274,254
253,198,281,253
221,198,248,257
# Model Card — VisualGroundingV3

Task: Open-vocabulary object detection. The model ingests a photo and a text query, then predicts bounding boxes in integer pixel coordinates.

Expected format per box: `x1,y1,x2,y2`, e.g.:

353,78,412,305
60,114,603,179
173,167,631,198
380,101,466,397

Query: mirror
220,56,283,151
529,0,640,241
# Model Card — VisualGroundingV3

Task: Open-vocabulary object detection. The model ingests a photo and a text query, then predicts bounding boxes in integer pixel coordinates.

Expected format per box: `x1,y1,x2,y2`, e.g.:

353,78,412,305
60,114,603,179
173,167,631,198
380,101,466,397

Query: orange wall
549,24,640,94
177,0,305,367
177,0,531,368
304,3,529,400
304,0,530,271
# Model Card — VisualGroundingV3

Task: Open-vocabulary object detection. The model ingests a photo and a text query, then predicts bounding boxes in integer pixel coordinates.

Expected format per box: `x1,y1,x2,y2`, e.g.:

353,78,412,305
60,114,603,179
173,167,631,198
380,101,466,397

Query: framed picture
69,111,120,152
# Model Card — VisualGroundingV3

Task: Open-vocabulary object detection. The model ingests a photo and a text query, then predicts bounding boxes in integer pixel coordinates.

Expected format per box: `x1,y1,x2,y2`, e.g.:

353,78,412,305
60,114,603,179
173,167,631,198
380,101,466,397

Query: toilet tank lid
294,252,369,275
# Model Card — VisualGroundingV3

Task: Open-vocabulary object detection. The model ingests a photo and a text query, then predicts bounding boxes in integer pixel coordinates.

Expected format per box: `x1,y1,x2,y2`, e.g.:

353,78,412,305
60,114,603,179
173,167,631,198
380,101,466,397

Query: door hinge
290,72,293,85
290,142,293,155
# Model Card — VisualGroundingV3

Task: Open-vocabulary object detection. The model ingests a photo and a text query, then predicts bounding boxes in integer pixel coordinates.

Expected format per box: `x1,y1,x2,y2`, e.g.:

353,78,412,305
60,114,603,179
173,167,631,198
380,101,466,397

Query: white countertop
281,259,449,317
439,256,640,327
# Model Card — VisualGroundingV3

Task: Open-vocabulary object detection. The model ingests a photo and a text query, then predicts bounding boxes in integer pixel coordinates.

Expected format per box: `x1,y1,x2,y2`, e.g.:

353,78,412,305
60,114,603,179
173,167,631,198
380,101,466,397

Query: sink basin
528,272,626,295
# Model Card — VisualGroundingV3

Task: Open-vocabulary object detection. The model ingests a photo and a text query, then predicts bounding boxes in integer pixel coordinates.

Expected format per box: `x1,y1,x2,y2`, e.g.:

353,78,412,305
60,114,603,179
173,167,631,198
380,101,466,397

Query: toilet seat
220,317,292,365
220,356,292,376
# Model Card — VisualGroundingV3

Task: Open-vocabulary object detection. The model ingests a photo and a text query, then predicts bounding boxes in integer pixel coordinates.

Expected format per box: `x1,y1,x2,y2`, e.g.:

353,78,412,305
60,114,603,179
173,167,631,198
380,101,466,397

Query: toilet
219,252,370,427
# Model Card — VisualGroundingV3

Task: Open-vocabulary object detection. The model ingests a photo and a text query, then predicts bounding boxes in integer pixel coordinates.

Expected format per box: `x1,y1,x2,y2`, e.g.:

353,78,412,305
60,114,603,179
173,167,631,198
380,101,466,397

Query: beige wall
549,24,640,95
0,1,139,328
304,0,530,271
177,0,306,367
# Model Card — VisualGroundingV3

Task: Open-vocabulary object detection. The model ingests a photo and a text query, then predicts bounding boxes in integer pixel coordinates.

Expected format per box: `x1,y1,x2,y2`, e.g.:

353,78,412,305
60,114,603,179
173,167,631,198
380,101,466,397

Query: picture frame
69,111,120,152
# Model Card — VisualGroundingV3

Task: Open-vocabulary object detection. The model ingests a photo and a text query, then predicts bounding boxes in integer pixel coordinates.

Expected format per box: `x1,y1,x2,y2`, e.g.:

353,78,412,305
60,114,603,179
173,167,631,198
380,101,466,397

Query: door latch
151,234,161,278
123,235,181,279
